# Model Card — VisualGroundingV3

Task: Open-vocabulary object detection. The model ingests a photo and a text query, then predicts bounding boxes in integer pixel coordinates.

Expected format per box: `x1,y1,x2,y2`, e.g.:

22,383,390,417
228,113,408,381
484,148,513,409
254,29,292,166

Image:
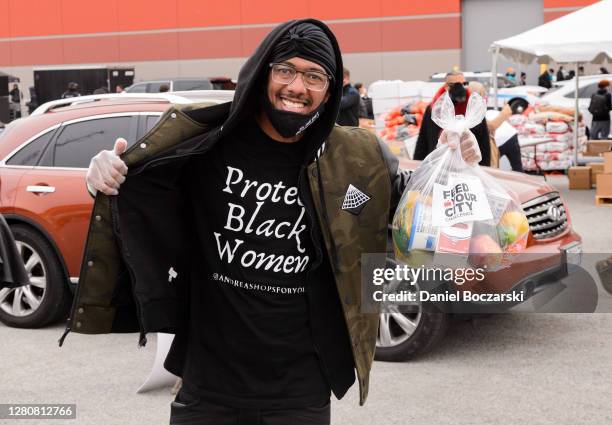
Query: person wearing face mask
414,71,491,166
63,20,481,425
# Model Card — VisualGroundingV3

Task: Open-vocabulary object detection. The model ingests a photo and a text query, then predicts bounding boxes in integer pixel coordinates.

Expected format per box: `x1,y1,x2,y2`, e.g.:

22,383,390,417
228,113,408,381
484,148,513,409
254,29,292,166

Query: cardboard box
585,140,612,156
604,152,612,174
568,166,591,189
587,163,605,187
596,174,612,196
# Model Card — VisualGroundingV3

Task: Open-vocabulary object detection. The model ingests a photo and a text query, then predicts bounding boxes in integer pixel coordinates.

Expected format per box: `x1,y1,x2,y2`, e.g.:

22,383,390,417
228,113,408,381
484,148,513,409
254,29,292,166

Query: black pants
169,389,331,425
499,134,523,172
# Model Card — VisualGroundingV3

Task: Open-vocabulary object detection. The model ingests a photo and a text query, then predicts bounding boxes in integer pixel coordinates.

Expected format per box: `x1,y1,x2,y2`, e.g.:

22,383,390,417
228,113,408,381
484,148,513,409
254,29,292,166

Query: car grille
521,192,568,240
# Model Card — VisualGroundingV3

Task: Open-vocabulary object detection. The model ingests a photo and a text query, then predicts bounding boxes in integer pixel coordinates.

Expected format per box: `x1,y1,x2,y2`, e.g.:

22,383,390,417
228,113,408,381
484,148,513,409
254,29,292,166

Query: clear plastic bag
392,92,529,270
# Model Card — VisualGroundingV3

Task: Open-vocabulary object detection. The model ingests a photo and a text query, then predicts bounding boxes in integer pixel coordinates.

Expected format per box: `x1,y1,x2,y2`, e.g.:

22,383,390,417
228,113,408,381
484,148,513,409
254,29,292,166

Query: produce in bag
391,92,528,271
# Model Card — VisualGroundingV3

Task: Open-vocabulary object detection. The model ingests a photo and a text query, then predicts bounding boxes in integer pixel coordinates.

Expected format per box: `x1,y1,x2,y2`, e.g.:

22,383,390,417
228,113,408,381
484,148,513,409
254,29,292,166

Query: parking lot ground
1,174,611,425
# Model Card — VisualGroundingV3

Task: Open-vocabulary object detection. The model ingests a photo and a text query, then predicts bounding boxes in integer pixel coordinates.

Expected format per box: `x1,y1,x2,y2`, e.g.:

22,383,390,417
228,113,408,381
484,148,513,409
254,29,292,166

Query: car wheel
0,225,70,328
509,98,529,114
374,258,449,362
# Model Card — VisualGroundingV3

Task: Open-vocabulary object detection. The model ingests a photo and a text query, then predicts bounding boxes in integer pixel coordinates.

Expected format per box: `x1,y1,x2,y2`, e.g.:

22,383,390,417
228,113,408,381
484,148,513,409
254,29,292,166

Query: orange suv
0,92,232,327
0,92,581,362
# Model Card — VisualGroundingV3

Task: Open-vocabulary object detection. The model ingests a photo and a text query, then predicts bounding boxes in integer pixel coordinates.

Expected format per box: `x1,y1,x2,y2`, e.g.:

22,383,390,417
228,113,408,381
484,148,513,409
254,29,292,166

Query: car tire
373,256,449,362
509,98,529,114
0,225,70,328
375,311,448,362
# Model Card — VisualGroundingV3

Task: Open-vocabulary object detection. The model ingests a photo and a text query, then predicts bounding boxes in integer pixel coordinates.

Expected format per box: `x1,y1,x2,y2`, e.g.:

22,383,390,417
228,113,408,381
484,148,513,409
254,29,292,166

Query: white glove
86,138,128,196
438,129,482,165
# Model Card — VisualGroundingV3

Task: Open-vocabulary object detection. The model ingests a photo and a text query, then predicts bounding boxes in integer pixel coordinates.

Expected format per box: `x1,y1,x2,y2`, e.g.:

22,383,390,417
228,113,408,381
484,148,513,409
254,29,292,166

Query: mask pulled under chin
262,96,325,138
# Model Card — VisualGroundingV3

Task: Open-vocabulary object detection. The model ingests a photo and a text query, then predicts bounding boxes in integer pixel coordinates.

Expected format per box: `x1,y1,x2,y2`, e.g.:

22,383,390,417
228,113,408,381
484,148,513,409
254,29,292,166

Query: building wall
0,0,599,100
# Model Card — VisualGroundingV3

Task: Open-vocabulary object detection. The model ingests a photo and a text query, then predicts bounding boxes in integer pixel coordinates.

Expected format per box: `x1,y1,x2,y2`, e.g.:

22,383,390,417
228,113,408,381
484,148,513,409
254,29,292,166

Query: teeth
282,98,305,108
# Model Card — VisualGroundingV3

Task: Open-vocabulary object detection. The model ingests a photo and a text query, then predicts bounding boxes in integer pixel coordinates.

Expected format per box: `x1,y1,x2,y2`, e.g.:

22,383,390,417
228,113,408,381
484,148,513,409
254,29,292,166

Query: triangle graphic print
342,184,371,215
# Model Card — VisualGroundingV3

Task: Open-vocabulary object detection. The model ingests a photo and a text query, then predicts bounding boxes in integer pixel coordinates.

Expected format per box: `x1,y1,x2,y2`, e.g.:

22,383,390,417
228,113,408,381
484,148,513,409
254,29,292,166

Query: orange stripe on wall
543,0,599,7
0,17,460,67
0,0,460,38
543,10,572,22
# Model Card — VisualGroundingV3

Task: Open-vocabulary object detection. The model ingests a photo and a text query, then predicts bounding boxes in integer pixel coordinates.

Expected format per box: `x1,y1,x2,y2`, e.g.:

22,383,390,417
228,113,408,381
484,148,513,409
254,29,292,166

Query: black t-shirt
181,119,330,409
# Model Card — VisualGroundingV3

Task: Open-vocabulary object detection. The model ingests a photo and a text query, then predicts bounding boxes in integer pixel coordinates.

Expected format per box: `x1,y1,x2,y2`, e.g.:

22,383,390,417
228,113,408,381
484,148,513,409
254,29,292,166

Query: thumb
114,138,128,156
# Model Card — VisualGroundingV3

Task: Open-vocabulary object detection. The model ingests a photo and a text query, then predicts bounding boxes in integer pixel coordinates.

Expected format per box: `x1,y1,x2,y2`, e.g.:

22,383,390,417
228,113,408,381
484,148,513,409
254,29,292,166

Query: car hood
399,158,554,205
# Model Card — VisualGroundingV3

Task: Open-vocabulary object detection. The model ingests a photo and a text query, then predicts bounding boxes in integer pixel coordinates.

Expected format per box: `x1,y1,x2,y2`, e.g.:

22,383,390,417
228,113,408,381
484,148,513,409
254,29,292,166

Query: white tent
489,0,612,164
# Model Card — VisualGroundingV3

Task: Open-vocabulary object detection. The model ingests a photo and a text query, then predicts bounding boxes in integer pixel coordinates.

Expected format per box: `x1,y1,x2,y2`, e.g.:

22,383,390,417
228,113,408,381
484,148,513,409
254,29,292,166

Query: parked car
0,92,582,367
539,74,612,130
0,91,233,328
125,77,236,93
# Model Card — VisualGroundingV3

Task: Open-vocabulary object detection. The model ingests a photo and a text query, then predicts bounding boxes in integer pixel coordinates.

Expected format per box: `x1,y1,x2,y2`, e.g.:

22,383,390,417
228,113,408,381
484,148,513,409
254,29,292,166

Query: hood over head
219,19,344,162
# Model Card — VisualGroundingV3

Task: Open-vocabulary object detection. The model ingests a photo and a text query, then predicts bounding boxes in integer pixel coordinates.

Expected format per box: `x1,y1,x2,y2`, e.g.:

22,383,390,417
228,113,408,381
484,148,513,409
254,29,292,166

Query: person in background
600,67,609,75
61,82,81,99
93,86,109,94
354,82,373,120
578,66,585,76
26,86,38,115
470,82,523,171
588,80,612,140
414,71,491,166
115,84,124,93
548,68,555,83
336,67,360,126
557,66,565,82
538,69,552,89
9,84,22,120
567,70,576,79
519,72,527,86
505,67,516,84
159,84,170,93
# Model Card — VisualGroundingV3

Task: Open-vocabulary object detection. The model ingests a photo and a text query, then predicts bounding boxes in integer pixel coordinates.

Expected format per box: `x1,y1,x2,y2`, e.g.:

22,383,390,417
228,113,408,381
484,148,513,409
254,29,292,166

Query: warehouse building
0,0,601,106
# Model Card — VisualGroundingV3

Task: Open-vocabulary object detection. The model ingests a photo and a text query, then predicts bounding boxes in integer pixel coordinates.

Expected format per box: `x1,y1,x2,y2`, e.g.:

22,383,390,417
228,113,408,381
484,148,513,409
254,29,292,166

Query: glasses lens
303,72,328,91
272,65,296,84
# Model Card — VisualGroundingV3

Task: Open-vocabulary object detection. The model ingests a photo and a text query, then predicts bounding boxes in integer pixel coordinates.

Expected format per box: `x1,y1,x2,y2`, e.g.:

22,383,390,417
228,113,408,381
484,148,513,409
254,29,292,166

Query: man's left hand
438,129,482,165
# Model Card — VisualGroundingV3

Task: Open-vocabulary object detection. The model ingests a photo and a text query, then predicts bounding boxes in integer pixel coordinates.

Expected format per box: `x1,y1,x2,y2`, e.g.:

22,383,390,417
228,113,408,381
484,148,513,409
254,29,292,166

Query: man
64,19,480,424
8,84,22,120
336,67,360,126
519,72,527,86
505,67,516,84
414,71,490,166
588,80,612,140
470,82,523,172
115,84,124,93
538,69,552,89
556,66,565,82
61,82,81,99
355,82,374,120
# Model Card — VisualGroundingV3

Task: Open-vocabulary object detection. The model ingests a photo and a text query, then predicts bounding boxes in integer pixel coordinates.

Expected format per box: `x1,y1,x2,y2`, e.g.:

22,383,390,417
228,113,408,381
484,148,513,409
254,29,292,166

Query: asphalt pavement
1,174,611,425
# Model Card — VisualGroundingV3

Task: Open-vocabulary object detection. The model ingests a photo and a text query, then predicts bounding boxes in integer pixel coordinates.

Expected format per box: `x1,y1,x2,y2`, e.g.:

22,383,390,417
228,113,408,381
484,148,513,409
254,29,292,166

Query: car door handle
26,185,56,194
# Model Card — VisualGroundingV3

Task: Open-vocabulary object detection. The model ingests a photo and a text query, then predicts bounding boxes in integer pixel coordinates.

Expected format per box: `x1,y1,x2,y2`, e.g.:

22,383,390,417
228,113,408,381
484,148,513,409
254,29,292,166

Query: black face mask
261,94,325,138
448,82,467,104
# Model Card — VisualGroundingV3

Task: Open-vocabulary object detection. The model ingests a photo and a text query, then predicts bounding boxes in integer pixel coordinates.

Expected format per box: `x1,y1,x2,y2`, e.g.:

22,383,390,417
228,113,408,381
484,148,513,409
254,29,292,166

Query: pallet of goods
508,104,585,172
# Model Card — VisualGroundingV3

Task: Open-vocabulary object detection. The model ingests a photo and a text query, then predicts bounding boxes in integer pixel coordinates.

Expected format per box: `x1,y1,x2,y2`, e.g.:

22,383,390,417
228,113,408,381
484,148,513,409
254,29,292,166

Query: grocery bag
391,92,529,271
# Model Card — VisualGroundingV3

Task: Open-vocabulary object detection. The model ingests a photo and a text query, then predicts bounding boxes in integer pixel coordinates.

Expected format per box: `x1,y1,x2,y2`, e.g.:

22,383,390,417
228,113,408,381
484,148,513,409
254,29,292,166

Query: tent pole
574,62,580,166
492,46,499,110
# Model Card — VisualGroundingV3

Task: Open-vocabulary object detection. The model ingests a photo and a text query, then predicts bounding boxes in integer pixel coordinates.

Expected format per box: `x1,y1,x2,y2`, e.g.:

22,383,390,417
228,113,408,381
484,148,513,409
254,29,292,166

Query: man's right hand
86,138,128,196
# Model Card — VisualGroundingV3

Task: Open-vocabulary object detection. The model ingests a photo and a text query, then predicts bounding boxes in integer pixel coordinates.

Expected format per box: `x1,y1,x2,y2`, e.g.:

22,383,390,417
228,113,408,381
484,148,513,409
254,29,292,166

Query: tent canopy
490,0,612,64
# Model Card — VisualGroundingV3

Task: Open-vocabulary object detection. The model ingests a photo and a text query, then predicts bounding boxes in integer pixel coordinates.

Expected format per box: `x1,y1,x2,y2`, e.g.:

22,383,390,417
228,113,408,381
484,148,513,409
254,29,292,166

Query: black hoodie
163,18,358,404
187,18,345,164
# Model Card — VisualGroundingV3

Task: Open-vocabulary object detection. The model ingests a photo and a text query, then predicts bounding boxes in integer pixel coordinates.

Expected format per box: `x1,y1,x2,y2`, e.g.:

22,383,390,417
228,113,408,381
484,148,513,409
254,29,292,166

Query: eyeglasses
269,63,331,92
447,81,469,88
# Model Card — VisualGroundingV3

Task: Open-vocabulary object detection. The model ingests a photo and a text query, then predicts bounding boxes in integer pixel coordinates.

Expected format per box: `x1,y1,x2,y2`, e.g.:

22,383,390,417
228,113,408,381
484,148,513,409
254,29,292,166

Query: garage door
461,0,543,85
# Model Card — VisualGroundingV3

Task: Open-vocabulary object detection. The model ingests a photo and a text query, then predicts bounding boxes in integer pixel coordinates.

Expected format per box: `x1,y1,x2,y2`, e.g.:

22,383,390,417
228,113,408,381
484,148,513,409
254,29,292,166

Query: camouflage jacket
59,102,408,405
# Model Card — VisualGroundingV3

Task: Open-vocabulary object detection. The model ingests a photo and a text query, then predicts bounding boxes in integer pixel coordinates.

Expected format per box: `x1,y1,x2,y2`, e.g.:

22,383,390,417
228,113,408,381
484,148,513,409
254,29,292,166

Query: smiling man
71,19,480,425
